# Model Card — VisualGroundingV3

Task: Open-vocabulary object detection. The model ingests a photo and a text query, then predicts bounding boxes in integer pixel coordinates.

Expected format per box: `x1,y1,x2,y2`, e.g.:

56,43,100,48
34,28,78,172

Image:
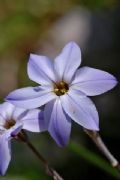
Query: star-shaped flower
6,42,117,147
0,102,44,175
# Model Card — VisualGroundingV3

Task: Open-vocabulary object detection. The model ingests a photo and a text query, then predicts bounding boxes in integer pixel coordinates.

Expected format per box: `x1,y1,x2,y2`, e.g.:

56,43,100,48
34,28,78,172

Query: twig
84,129,120,172
17,131,64,180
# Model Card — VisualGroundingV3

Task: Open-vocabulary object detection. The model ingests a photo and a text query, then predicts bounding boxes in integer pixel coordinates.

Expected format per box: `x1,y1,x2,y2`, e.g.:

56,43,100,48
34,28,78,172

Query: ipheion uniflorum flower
0,102,45,175
6,42,118,147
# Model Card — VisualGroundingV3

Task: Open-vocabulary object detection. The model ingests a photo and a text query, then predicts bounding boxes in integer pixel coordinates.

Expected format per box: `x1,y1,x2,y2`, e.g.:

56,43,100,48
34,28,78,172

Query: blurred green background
0,0,120,180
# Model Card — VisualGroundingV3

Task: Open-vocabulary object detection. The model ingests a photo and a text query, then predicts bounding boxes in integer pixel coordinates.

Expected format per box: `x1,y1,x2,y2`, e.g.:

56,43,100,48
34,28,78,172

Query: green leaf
69,141,120,179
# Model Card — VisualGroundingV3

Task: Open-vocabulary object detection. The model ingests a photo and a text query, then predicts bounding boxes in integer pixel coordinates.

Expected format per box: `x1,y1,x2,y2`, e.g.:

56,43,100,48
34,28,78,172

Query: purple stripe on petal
21,109,46,132
12,107,28,121
71,67,118,96
28,54,56,85
60,92,99,131
6,87,56,109
54,42,81,83
44,100,55,129
9,121,23,137
45,99,71,147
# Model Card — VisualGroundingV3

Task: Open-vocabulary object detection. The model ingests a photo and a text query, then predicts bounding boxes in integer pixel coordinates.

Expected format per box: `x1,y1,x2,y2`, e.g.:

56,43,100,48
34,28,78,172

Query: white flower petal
0,102,15,121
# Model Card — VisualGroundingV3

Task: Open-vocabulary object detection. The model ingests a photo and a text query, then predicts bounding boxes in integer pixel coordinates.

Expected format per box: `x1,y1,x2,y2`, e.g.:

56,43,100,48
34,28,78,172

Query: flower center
4,119,16,129
54,81,69,96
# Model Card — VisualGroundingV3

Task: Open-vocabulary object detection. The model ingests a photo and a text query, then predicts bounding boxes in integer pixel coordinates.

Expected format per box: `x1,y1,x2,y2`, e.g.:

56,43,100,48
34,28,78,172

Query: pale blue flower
6,42,117,147
0,102,44,175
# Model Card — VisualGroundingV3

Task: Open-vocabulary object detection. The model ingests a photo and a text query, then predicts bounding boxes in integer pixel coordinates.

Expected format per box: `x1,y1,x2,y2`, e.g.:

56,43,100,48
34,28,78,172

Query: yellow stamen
4,119,16,129
54,81,69,96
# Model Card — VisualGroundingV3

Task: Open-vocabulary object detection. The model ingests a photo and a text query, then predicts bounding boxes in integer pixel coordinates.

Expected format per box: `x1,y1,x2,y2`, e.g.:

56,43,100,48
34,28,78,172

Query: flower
0,102,45,175
6,42,118,147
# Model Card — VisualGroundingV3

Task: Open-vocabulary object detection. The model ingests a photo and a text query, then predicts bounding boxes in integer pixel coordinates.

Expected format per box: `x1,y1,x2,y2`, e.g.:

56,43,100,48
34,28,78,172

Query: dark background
0,0,120,180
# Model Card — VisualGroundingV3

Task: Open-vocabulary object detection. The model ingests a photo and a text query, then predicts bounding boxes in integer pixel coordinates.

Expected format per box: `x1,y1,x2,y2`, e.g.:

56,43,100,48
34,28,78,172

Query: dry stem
84,129,120,172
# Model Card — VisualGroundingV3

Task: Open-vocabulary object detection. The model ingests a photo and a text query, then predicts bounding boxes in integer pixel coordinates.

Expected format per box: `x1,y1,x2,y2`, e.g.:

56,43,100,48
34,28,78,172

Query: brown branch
17,131,64,180
84,129,120,172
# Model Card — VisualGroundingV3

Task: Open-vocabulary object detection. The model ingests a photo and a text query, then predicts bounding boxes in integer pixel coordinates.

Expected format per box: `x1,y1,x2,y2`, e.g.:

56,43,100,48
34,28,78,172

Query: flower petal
71,67,118,96
54,42,81,83
12,107,27,121
21,109,46,132
0,134,11,176
44,100,55,129
60,90,99,130
4,120,23,138
10,123,23,137
6,87,56,109
0,102,15,121
28,54,56,85
45,99,71,147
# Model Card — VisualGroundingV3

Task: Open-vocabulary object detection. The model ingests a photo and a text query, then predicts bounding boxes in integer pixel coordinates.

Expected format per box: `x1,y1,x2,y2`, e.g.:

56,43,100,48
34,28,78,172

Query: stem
17,131,64,180
84,129,120,172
